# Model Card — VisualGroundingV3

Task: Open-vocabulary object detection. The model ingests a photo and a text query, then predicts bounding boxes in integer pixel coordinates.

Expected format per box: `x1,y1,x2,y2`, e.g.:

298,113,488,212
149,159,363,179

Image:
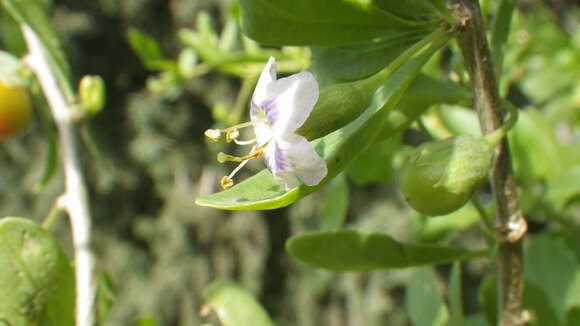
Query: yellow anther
217,152,235,163
204,129,221,141
220,176,234,189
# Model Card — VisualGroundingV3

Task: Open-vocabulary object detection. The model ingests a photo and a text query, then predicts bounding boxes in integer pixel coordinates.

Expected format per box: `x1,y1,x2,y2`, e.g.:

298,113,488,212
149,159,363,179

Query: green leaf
196,39,445,210
1,7,26,56
566,307,580,326
479,276,560,326
2,0,74,99
238,0,434,46
478,276,497,326
449,263,465,326
285,230,478,271
490,0,515,79
127,27,176,71
524,234,578,323
406,267,449,326
319,173,349,231
464,315,486,326
346,136,400,186
509,109,562,182
32,83,58,191
412,202,483,242
131,317,156,326
96,270,116,326
376,75,469,141
202,281,274,326
545,166,580,211
437,105,480,137
310,35,425,85
371,0,445,19
0,217,74,326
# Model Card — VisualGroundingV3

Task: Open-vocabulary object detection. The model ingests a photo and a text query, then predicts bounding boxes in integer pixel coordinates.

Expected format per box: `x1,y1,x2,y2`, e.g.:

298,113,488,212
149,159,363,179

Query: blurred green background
1,0,579,325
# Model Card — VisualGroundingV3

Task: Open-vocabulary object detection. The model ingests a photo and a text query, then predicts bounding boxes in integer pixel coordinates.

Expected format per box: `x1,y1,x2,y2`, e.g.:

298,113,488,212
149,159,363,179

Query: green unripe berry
399,135,493,216
78,75,105,117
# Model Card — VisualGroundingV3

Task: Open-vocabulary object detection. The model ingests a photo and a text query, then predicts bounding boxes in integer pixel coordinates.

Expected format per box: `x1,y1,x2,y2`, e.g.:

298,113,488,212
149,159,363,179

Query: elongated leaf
32,84,58,191
196,38,448,210
406,267,449,326
96,270,116,325
202,281,274,326
2,0,74,99
371,0,445,18
1,7,26,56
285,230,478,271
310,34,425,85
491,0,515,79
0,217,74,326
127,28,176,71
319,173,349,231
449,263,465,326
238,0,434,46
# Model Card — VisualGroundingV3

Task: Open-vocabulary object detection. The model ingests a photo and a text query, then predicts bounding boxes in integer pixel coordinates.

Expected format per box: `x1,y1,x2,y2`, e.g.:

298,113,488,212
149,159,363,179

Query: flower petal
252,56,276,106
266,71,319,135
263,133,327,190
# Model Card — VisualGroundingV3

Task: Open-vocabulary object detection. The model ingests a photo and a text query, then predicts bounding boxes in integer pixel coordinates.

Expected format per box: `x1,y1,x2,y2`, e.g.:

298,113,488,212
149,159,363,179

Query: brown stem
453,1,526,325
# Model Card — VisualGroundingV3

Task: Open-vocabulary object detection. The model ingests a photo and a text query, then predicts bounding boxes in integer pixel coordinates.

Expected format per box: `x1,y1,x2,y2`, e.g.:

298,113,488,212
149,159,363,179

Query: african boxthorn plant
1,0,579,326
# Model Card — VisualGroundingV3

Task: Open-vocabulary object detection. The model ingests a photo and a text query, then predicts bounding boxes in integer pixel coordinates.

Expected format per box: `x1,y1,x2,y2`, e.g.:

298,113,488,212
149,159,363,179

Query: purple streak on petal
250,99,259,120
274,144,288,171
261,100,278,125
265,143,288,173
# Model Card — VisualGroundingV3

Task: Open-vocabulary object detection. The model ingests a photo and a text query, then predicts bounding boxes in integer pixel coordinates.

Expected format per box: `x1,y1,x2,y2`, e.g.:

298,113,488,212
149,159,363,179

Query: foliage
0,0,578,325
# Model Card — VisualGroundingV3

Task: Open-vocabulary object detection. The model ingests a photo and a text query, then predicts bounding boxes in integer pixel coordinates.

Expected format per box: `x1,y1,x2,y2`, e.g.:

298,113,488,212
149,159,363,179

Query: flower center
204,115,273,189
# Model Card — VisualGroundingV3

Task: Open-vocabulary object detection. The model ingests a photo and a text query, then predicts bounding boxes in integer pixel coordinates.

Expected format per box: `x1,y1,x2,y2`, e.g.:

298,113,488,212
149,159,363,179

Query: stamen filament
234,138,257,146
220,158,251,189
205,121,257,142
225,120,254,131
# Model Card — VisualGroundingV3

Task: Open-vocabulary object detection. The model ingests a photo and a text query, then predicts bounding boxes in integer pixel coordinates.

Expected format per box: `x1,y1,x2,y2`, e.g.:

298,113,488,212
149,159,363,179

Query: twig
453,1,526,325
22,24,95,326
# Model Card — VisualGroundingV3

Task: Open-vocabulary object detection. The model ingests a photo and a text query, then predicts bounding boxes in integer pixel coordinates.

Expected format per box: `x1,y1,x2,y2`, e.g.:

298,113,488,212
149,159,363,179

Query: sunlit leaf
238,0,434,46
0,217,74,326
202,281,273,326
127,27,177,71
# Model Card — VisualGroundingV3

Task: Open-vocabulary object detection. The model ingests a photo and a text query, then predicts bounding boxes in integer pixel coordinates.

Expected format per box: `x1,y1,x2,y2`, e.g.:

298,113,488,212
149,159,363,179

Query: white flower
250,57,327,189
205,57,327,190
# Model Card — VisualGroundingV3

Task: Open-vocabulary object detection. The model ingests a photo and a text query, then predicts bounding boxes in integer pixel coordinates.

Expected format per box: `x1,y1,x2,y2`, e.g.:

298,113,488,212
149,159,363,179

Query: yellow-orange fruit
0,81,32,140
